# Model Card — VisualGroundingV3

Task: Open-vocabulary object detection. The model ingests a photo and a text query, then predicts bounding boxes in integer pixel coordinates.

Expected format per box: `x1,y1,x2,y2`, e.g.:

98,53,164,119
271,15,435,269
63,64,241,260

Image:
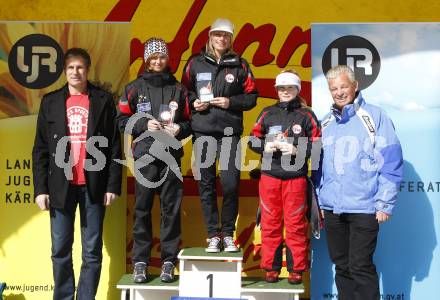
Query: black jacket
182,51,258,135
249,99,321,179
117,71,191,159
32,83,122,208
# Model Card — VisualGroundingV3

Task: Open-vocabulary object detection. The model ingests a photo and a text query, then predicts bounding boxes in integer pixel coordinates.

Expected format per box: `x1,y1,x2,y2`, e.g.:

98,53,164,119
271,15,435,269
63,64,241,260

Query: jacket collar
202,50,240,66
276,97,302,110
331,91,365,122
141,70,176,86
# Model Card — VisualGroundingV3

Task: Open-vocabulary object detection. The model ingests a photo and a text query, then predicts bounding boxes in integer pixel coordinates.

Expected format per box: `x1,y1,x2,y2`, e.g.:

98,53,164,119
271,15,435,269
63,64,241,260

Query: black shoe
133,262,148,283
160,262,175,283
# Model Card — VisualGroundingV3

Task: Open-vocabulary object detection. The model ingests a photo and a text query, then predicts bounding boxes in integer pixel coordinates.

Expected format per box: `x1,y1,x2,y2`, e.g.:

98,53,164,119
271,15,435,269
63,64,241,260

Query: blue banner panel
311,23,440,300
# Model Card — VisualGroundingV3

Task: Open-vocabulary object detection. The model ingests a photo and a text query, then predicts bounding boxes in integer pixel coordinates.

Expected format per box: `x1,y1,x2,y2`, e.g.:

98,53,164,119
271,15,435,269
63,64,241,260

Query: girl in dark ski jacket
182,18,258,253
249,70,321,285
117,38,192,284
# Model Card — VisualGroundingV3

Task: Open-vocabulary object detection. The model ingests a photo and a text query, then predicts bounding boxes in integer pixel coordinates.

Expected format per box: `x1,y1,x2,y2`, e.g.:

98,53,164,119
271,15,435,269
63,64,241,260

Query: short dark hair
63,48,91,69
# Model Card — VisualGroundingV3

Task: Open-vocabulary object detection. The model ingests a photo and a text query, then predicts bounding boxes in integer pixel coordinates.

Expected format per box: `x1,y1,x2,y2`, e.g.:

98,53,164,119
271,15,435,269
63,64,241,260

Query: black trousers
132,158,183,265
193,133,241,238
324,210,380,300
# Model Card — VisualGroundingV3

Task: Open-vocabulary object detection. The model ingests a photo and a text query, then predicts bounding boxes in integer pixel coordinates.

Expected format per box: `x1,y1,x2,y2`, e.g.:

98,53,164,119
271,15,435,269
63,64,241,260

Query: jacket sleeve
175,86,192,140
311,149,324,208
32,97,50,196
303,108,322,160
116,83,151,138
373,111,403,215
248,109,268,154
228,59,258,112
105,96,122,195
181,57,198,110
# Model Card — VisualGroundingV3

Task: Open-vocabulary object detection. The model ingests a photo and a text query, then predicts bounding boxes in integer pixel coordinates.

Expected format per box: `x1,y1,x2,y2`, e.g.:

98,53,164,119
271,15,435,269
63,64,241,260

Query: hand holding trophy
162,101,180,136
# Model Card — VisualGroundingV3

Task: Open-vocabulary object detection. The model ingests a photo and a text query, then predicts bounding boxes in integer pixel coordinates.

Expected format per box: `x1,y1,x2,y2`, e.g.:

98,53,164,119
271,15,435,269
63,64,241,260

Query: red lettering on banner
105,0,311,101
130,38,144,65
236,222,257,263
104,0,142,22
167,0,207,73
235,222,266,272
233,23,276,66
191,27,210,55
277,26,311,68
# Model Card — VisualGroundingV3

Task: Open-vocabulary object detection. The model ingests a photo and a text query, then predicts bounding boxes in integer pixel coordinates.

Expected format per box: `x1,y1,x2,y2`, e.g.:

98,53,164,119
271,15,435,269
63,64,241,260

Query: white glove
163,123,181,137
264,141,277,153
279,142,297,155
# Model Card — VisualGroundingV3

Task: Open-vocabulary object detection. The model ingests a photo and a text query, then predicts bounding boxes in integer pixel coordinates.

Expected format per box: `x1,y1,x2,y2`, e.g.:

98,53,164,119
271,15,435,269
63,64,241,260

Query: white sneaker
223,236,239,252
205,237,221,253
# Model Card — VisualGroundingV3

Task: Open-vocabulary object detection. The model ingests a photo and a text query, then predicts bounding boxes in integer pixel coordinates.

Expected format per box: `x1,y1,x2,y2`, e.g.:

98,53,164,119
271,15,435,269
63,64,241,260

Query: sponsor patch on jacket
362,115,375,133
196,72,212,81
292,124,302,134
268,125,282,134
169,101,179,111
225,73,235,83
137,102,151,112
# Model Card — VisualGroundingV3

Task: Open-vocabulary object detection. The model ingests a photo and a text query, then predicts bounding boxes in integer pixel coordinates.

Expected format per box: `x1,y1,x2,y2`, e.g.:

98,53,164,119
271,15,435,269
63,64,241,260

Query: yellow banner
0,22,130,300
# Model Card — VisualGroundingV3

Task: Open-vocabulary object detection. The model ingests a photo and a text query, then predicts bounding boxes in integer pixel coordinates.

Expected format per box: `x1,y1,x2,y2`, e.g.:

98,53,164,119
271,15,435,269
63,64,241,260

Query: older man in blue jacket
316,65,403,300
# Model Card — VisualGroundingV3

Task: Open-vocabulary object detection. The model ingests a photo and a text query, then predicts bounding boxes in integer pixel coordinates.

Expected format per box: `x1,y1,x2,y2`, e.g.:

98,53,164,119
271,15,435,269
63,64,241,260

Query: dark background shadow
311,231,335,299
311,161,437,300
376,161,437,300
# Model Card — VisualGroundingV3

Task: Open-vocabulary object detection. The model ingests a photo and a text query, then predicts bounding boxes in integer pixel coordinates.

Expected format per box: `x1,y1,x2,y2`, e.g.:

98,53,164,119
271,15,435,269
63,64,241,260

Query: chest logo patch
268,125,282,135
292,124,302,135
137,102,151,112
225,73,235,83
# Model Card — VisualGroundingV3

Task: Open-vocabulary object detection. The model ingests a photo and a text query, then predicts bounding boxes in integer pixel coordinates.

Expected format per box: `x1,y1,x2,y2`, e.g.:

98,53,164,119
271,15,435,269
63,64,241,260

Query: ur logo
8,34,64,89
322,35,380,90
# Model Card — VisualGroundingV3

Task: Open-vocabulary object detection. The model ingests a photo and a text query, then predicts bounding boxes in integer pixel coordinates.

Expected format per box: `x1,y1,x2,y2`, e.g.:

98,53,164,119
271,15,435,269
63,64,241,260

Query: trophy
159,104,172,126
276,132,287,144
169,101,178,125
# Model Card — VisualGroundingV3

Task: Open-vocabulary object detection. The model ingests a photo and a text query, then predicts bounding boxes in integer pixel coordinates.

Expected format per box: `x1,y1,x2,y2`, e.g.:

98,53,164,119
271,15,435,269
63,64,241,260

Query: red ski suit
249,98,321,272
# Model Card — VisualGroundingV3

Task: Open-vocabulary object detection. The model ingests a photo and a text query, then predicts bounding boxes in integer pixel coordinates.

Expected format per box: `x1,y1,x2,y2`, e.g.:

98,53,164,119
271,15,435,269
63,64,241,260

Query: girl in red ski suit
249,70,321,284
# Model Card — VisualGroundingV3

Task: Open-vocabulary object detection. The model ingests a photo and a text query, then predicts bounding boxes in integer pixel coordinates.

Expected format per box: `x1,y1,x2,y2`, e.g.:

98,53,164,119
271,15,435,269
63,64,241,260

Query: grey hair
325,65,356,82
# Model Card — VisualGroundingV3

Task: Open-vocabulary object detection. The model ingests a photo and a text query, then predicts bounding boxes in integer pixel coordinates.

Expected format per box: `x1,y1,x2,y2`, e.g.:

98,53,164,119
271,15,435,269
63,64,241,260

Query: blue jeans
50,185,105,300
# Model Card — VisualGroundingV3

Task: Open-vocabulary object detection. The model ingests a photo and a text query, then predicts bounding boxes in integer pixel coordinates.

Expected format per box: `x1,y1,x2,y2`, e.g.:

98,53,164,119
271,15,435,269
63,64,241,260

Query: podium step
242,277,304,293
117,274,179,290
178,247,243,261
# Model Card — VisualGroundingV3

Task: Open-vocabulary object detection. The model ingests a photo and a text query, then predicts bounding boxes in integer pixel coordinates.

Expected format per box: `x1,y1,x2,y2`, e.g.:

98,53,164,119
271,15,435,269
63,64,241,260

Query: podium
178,247,243,298
117,247,304,300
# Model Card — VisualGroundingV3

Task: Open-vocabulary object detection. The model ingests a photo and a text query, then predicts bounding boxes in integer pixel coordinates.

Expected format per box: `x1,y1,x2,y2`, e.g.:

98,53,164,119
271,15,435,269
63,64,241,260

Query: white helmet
209,18,234,35
275,72,301,92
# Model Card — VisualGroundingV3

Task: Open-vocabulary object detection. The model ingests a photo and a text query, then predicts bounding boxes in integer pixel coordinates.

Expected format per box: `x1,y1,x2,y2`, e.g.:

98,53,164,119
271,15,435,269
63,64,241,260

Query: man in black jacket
32,48,122,300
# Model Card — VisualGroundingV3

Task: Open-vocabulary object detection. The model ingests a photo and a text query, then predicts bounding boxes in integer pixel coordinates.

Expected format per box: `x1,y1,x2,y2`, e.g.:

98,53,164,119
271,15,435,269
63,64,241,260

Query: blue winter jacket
316,92,403,215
